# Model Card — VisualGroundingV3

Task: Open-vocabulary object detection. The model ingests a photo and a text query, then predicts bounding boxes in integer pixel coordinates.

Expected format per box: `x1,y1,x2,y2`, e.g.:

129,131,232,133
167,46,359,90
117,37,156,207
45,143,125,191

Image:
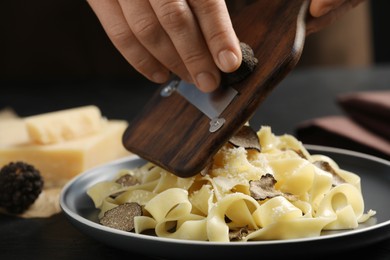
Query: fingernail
152,71,169,83
218,50,239,72
195,72,218,92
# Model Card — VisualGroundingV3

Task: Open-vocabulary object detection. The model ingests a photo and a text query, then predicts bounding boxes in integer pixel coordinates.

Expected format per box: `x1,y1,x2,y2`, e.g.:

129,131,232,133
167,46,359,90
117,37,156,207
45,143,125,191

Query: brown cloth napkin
338,91,390,140
296,90,390,161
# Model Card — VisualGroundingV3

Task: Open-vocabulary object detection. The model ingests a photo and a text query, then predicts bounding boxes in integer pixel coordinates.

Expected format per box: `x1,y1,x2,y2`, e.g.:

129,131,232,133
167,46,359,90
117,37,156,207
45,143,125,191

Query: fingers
87,0,170,84
309,0,366,17
149,0,218,91
307,0,366,35
188,0,242,73
150,0,222,92
88,0,240,92
118,0,191,83
310,0,346,17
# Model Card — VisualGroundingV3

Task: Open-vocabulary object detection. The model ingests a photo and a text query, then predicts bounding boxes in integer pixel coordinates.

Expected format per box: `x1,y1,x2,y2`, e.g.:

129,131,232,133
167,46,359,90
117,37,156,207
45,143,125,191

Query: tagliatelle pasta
87,126,376,242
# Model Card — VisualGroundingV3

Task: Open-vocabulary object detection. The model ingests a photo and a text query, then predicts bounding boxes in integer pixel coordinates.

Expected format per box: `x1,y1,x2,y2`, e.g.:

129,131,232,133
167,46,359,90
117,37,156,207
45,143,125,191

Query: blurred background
0,0,389,159
1,2,389,258
0,0,388,80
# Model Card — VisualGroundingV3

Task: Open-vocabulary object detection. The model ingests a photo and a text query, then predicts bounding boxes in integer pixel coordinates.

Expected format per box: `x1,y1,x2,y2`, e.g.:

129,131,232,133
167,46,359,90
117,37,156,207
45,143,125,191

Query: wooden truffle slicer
123,0,309,178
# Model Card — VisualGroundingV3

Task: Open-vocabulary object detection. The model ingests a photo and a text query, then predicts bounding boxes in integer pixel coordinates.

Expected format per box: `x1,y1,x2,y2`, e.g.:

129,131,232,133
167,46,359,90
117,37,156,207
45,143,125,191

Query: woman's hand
86,0,242,92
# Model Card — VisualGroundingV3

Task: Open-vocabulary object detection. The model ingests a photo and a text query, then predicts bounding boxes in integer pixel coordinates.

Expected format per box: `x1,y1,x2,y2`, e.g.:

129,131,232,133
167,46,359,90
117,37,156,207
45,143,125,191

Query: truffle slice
292,149,308,159
313,161,346,186
228,125,261,152
229,226,251,241
100,202,142,232
116,174,139,187
250,173,296,201
221,42,258,86
109,173,140,198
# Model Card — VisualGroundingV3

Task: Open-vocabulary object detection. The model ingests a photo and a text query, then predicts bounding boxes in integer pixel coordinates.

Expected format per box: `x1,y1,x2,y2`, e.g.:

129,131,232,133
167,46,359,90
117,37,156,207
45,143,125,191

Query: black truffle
221,42,258,86
0,161,44,214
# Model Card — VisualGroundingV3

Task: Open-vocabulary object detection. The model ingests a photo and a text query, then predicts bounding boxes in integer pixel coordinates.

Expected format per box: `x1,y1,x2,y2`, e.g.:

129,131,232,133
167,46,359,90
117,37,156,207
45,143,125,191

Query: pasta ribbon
87,126,376,242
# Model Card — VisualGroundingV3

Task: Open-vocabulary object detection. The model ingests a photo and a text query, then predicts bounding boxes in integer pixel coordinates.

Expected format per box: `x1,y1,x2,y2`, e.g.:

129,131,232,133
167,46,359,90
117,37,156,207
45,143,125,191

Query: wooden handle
122,0,309,177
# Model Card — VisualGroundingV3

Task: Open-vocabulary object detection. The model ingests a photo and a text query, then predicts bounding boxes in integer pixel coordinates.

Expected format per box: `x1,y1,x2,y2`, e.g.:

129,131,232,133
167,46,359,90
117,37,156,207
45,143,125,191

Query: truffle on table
0,161,44,214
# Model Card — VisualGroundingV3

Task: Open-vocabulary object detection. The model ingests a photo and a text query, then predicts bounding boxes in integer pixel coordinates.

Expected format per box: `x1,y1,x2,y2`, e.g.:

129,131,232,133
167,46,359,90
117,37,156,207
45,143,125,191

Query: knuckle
131,18,160,44
106,22,132,47
158,1,191,31
187,0,220,15
165,58,184,72
182,49,207,65
131,56,153,74
207,29,230,46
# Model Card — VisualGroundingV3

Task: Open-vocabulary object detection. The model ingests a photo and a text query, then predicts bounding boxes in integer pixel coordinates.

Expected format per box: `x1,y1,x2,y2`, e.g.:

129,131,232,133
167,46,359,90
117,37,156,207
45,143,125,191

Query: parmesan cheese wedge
0,119,130,187
24,105,105,144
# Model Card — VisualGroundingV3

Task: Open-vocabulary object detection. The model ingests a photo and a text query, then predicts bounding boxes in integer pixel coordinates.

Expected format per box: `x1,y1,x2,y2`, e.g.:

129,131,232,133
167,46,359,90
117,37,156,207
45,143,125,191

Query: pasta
87,126,376,242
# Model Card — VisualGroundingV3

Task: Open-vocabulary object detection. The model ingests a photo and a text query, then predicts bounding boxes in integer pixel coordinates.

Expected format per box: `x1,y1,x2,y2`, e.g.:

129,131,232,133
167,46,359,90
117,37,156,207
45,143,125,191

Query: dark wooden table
1,66,389,259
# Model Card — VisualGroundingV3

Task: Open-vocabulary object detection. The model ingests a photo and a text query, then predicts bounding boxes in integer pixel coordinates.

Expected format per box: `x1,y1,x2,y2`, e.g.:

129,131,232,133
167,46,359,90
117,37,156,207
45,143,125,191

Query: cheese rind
0,120,130,187
24,105,104,144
